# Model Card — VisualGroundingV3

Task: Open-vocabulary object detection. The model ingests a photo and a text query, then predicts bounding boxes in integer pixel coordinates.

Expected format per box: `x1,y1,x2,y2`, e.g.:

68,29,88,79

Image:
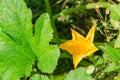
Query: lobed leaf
31,13,60,73
103,45,120,63
65,67,93,80
0,0,36,79
30,74,50,80
0,0,60,79
109,4,120,48
109,4,120,20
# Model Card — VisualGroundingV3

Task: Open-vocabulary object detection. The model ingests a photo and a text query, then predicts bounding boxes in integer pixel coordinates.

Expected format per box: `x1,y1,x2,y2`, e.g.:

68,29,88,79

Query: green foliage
115,34,120,48
0,0,120,80
30,74,50,80
0,0,60,79
109,4,120,48
0,0,36,79
65,67,93,80
31,13,60,73
110,4,120,20
101,45,120,72
103,45,120,63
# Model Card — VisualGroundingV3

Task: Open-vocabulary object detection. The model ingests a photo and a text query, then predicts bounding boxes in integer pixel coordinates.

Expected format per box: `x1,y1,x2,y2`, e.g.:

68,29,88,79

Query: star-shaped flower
59,24,98,68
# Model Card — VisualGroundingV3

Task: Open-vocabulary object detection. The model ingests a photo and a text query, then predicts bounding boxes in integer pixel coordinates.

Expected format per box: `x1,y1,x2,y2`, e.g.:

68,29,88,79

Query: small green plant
0,0,120,80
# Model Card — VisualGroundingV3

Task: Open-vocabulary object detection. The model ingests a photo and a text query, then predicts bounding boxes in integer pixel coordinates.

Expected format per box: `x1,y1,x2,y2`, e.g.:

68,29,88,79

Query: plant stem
44,0,61,44
53,2,110,19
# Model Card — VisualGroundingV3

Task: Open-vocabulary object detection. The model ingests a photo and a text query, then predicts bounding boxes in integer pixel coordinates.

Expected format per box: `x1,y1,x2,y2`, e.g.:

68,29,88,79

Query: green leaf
115,75,120,80
110,19,120,29
103,63,120,72
103,46,120,63
115,34,120,48
117,0,120,2
52,74,65,80
30,74,50,80
109,4,120,20
109,4,120,48
109,4,120,30
31,13,60,73
0,0,36,79
65,67,93,80
0,0,60,79
0,0,33,44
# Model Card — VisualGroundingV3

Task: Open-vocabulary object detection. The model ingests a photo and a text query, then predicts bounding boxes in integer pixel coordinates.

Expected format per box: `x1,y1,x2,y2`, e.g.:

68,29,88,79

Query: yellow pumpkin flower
59,24,98,68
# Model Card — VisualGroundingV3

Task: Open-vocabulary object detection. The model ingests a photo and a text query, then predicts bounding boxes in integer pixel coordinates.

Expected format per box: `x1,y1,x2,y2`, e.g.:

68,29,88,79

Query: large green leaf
103,63,120,73
65,67,93,80
30,74,50,80
0,0,33,44
101,45,120,72
109,4,120,20
109,4,120,48
31,13,60,73
0,0,60,79
0,0,36,79
103,46,120,63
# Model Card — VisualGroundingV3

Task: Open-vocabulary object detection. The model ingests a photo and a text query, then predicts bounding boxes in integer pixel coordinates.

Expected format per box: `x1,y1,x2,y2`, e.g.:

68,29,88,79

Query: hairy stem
53,2,110,19
44,0,61,44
